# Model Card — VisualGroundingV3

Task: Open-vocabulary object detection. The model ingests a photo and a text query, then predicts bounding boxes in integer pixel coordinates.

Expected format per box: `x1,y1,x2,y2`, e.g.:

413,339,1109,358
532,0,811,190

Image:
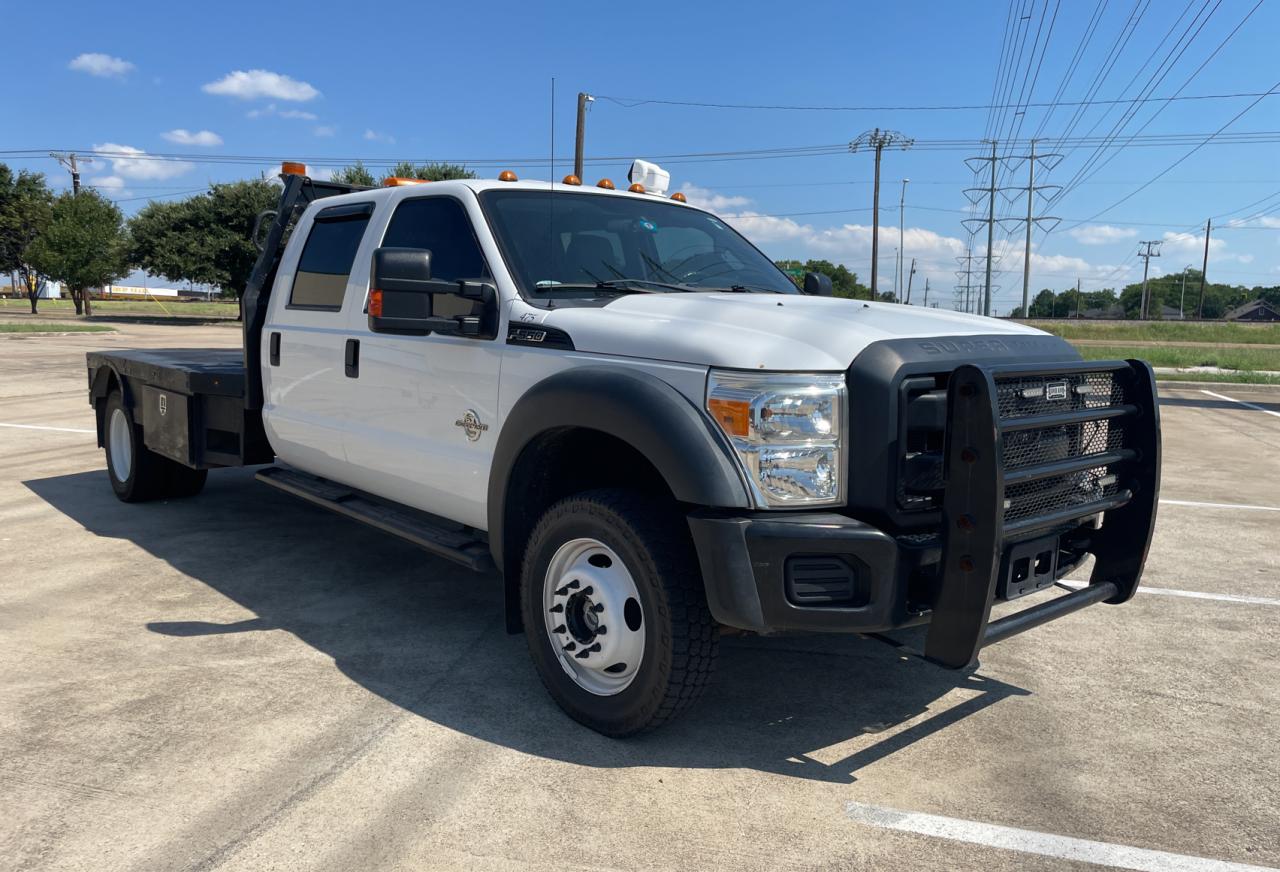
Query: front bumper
687,358,1162,669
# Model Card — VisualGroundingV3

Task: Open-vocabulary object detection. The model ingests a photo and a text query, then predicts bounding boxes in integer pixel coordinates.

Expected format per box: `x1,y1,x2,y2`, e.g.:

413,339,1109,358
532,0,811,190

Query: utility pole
573,93,593,181
50,152,93,194
892,247,899,299
905,257,917,304
851,129,912,299
1076,278,1082,319
923,276,930,308
1008,139,1061,318
898,178,910,299
962,140,1000,317
1137,240,1161,320
1196,219,1211,319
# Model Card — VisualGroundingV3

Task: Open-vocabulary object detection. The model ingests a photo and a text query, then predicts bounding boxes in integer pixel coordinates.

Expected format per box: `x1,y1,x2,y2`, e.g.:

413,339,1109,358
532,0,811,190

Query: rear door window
289,203,374,309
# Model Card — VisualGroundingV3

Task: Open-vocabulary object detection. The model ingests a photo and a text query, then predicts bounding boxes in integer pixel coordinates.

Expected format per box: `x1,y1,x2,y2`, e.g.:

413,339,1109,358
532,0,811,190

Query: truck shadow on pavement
27,467,1029,785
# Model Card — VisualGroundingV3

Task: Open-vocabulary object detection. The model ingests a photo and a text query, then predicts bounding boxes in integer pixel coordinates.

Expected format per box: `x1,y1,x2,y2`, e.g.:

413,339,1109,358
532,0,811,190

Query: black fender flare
487,366,750,574
88,363,132,447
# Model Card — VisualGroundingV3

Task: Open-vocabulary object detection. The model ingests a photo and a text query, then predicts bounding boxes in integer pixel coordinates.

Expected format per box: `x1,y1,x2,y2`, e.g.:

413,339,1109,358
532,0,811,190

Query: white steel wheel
108,407,133,482
542,537,645,696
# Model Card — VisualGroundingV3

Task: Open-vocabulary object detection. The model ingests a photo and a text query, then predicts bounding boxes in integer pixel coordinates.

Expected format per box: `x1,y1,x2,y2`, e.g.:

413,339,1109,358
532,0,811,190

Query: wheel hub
543,538,645,696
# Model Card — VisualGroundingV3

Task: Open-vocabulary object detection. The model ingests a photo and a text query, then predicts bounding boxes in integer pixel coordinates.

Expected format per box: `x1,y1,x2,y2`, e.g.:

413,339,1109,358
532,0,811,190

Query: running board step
256,466,493,572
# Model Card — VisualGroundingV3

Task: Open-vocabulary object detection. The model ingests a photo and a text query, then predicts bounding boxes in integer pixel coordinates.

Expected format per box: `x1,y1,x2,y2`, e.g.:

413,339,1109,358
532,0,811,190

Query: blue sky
3,0,1279,311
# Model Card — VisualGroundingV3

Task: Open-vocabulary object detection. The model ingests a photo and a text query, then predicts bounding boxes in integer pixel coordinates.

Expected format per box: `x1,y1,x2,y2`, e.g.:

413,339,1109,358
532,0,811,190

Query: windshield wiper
535,279,691,295
701,283,788,294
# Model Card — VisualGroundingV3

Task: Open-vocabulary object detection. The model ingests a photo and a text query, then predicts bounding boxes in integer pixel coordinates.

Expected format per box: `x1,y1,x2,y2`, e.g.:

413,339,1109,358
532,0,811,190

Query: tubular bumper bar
923,359,1161,669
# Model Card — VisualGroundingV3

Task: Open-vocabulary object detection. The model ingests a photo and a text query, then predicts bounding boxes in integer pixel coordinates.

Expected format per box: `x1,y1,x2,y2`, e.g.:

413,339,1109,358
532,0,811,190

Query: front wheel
520,489,718,736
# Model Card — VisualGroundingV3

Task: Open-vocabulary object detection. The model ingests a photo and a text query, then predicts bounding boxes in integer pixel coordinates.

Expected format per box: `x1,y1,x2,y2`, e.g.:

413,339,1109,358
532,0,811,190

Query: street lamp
1180,264,1194,319
898,179,910,303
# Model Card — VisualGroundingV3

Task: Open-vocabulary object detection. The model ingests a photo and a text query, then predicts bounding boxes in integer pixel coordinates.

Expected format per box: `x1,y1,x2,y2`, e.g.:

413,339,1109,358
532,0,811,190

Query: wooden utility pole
1196,219,1211,319
851,129,912,299
1075,278,1082,319
50,152,93,194
573,93,593,181
1137,240,1161,319
905,257,917,304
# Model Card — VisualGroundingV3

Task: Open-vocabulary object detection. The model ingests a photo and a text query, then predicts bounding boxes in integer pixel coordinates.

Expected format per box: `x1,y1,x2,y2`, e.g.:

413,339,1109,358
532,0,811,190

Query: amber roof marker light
670,192,687,202
281,161,307,176
596,178,615,189
383,177,429,186
499,170,519,182
562,174,582,186
628,183,645,193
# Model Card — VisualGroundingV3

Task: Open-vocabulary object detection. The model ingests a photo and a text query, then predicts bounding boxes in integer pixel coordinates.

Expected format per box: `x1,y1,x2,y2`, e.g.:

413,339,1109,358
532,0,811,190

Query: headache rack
923,359,1161,669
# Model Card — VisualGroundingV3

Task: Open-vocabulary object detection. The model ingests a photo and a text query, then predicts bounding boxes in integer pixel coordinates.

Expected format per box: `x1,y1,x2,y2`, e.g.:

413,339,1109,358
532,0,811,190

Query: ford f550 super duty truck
86,164,1160,736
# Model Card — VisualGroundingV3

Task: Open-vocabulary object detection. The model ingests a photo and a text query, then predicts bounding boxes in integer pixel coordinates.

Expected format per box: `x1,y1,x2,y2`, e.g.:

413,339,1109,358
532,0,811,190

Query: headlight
706,370,845,507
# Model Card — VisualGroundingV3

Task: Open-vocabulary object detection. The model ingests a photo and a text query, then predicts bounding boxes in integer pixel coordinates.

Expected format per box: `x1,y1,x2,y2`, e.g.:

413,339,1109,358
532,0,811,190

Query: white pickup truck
86,164,1161,736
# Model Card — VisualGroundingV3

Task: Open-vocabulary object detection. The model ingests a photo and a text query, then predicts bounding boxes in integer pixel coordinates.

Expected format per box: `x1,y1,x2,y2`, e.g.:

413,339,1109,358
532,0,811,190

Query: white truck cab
87,167,1162,736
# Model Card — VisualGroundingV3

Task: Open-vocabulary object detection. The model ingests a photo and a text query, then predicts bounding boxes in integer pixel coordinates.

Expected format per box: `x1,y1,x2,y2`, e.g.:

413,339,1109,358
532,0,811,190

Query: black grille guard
923,359,1161,669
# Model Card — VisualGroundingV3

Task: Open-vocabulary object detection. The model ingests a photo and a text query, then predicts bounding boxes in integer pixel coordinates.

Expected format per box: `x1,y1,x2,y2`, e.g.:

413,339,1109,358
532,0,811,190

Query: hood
533,293,1048,371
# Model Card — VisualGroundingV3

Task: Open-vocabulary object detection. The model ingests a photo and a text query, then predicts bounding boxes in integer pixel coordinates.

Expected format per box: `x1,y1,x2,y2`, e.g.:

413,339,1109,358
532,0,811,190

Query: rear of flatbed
87,348,272,469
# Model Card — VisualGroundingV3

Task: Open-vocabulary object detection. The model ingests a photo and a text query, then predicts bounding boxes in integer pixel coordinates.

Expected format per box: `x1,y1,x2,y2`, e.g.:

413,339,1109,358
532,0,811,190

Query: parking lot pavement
1,325,1277,872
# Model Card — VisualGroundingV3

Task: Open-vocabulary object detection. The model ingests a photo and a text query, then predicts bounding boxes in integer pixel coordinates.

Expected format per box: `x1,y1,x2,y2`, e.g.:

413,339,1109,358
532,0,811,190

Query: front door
341,194,502,530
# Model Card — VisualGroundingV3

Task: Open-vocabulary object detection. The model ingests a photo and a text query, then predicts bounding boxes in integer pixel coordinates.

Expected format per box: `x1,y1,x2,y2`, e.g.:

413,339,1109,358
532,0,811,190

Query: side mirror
368,247,497,337
803,271,834,296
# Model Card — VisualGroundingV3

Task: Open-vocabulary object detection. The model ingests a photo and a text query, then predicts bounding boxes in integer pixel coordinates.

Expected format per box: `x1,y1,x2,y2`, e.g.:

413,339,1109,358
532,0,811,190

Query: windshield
479,189,799,297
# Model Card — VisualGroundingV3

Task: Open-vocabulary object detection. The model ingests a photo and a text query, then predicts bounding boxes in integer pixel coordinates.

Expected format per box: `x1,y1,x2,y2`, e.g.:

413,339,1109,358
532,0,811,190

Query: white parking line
1200,389,1280,419
1160,498,1280,512
1060,580,1280,607
845,801,1277,872
0,422,94,434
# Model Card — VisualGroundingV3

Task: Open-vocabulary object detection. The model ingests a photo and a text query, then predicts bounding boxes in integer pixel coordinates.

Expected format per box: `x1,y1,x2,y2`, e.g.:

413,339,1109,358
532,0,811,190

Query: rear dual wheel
521,489,718,737
103,391,207,502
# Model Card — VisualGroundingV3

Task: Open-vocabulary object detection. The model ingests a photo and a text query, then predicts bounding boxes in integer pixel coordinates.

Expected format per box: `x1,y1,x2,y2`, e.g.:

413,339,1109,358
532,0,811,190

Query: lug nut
581,586,594,596
563,641,577,652
574,642,602,659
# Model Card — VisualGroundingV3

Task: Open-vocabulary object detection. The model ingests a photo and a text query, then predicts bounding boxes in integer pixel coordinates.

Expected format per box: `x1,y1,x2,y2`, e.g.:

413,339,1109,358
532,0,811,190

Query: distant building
1159,305,1185,321
99,284,181,299
1224,299,1280,322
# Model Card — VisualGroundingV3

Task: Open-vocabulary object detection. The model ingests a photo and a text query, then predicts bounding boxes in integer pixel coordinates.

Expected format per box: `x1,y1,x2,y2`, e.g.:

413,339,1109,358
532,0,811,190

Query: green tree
774,258,870,299
0,164,54,313
330,161,377,187
331,161,477,186
129,179,280,301
26,189,129,316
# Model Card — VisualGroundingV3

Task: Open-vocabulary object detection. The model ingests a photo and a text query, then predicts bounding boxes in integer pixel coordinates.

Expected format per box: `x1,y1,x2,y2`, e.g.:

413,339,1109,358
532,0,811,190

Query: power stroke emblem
158,394,168,416
454,410,489,441
1045,381,1069,401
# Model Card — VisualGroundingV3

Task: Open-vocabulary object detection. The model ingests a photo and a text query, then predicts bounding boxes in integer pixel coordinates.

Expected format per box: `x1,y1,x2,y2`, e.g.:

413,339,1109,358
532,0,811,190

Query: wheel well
501,427,677,633
91,368,123,447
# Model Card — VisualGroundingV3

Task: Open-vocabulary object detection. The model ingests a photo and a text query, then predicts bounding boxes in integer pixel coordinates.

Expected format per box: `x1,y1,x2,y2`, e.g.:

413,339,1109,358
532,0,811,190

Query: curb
1156,379,1280,393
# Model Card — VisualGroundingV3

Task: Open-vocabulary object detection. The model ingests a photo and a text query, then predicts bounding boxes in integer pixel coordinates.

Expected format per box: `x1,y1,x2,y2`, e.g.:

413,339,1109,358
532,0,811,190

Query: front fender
487,366,750,572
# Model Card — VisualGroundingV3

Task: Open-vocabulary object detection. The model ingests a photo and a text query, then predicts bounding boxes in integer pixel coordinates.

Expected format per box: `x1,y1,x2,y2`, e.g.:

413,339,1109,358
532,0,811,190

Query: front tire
520,489,718,736
103,391,207,502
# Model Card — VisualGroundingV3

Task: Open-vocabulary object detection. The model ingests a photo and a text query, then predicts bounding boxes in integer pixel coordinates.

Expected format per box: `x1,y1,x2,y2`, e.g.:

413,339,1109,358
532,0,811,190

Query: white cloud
161,129,222,147
1067,224,1138,246
363,129,395,144
677,183,750,213
1159,229,1256,264
93,142,193,181
312,125,336,138
203,70,319,101
246,104,318,121
69,53,134,78
92,175,126,190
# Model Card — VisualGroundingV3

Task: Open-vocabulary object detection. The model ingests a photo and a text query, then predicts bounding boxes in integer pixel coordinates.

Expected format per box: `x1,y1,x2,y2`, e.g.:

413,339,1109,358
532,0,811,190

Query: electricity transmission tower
954,249,999,313
962,141,1000,317
850,129,912,299
996,139,1061,317
49,152,93,194
1137,240,1162,320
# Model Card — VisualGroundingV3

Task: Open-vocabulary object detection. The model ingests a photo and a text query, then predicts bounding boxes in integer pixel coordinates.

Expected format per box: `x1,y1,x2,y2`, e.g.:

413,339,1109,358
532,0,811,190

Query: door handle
269,331,281,366
344,338,360,378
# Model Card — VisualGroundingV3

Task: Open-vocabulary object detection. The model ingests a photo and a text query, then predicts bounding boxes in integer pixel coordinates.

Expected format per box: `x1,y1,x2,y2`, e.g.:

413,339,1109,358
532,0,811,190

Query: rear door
341,193,503,529
261,201,375,482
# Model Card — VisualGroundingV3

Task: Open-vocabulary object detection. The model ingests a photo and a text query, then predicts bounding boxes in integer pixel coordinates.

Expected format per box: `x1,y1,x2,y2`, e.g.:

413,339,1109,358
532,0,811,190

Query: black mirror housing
368,246,498,338
804,271,834,296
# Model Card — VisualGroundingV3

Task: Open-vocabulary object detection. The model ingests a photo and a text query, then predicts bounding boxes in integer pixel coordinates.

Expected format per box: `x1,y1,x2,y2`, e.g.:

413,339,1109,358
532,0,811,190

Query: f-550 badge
454,410,489,441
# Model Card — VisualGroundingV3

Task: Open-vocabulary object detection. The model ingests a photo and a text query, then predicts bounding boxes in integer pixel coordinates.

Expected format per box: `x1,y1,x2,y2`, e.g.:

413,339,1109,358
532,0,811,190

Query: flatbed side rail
241,175,370,411
923,359,1161,669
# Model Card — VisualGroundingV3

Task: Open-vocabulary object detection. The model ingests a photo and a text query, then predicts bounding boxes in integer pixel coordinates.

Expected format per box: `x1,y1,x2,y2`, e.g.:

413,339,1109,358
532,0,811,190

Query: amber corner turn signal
707,398,750,437
368,289,383,317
